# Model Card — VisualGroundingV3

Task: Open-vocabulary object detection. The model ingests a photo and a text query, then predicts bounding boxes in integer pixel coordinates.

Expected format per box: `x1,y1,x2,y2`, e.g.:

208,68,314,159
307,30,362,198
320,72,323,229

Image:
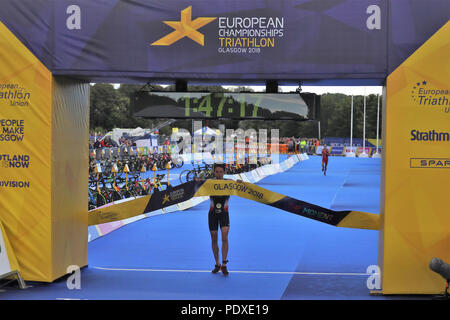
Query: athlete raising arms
195,163,242,276
322,145,330,176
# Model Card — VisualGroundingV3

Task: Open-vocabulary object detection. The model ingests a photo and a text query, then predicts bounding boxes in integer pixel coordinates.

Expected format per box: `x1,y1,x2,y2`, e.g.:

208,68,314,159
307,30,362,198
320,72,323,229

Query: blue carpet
1,155,400,300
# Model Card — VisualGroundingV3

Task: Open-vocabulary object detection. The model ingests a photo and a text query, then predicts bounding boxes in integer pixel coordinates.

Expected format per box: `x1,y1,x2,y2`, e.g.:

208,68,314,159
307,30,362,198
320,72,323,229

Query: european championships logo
151,6,216,46
162,194,171,204
151,6,284,54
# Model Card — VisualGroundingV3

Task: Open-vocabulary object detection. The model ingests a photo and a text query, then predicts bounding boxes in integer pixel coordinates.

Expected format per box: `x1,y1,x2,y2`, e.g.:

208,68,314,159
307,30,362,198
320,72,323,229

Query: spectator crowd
89,132,135,150
280,137,321,154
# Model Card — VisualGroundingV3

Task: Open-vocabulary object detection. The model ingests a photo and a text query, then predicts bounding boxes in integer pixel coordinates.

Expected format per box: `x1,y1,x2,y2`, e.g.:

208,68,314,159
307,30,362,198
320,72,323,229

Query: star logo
411,80,428,102
162,194,171,204
151,6,216,46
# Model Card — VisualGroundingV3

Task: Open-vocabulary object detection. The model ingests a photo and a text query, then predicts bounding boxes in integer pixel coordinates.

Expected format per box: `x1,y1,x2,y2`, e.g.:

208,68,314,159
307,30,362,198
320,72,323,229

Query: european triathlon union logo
411,81,427,103
152,6,216,46
411,80,450,110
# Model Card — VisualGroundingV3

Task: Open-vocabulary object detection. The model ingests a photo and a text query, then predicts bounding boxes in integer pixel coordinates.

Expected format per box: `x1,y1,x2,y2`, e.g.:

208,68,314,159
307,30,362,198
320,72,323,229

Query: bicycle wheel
88,189,96,210
179,169,191,184
131,184,145,196
186,170,198,182
123,190,133,199
111,190,123,201
95,192,107,207
175,159,184,168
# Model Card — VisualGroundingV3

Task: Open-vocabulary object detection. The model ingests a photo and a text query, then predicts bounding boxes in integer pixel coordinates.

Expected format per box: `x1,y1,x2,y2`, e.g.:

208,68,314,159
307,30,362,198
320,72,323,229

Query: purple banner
0,0,448,83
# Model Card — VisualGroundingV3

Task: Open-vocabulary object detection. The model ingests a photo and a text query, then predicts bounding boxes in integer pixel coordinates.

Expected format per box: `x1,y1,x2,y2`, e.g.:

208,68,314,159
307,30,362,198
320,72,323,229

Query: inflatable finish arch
0,0,448,294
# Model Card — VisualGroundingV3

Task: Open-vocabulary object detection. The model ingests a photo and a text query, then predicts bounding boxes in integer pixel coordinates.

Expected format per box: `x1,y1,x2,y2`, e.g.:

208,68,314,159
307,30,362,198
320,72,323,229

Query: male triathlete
195,163,242,276
322,145,330,176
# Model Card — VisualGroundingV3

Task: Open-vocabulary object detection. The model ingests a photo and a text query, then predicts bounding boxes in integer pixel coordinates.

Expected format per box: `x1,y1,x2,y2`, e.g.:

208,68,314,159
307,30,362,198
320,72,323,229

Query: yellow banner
89,180,380,230
0,23,89,282
380,21,450,294
89,196,151,226
0,21,53,281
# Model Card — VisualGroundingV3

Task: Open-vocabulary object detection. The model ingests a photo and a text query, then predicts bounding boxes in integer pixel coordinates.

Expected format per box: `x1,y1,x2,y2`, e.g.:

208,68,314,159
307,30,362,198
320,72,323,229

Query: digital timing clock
131,91,319,121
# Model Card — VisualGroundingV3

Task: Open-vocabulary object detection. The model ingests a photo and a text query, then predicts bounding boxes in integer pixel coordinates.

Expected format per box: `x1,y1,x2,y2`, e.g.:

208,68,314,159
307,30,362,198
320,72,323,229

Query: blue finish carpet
2,156,422,300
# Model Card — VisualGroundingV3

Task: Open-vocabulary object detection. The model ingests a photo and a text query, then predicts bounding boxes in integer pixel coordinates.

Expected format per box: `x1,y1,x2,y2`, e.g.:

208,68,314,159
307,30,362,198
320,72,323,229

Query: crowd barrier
88,153,308,242
315,146,380,157
91,143,290,160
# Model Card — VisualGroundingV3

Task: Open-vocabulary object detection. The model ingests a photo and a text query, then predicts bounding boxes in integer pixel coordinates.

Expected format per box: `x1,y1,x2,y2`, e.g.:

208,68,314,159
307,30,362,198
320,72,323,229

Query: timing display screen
131,92,319,120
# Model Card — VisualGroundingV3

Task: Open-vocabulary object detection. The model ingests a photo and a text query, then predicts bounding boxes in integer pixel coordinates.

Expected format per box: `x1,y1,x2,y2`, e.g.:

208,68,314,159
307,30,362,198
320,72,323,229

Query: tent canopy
194,127,221,136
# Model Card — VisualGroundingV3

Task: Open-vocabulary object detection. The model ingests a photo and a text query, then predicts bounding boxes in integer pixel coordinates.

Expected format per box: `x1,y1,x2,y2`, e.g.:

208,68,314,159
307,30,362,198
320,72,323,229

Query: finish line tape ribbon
88,180,380,230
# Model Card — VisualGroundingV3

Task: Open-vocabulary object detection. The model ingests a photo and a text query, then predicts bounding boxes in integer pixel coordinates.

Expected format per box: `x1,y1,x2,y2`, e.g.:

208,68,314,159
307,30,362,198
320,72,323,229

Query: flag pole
360,87,369,158
346,95,356,157
373,93,382,158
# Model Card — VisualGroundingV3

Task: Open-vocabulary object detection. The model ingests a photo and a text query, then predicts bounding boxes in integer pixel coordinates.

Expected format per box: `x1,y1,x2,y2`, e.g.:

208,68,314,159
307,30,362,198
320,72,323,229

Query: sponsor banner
330,146,345,156
144,183,196,213
0,1,448,81
357,147,372,155
344,146,358,154
381,21,450,294
316,146,324,155
89,180,379,230
137,147,148,155
0,21,55,281
410,158,450,169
